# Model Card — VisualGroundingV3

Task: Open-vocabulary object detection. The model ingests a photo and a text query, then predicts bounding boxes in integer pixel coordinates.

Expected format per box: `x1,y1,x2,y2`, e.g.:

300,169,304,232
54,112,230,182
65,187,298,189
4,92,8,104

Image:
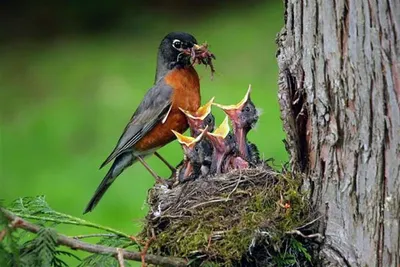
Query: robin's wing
100,83,173,169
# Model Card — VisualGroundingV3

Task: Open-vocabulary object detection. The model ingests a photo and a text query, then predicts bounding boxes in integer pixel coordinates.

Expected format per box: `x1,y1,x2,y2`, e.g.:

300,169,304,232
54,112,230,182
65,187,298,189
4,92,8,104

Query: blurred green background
0,0,286,265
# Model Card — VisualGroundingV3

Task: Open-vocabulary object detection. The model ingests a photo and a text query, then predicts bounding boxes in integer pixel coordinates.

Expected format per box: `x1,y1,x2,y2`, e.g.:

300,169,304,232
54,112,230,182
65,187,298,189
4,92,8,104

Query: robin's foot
168,169,177,180
137,156,168,186
154,152,176,173
155,176,168,186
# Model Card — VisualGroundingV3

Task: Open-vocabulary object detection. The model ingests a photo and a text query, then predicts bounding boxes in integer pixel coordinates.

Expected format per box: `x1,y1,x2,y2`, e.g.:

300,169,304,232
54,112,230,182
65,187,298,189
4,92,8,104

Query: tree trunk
276,0,400,266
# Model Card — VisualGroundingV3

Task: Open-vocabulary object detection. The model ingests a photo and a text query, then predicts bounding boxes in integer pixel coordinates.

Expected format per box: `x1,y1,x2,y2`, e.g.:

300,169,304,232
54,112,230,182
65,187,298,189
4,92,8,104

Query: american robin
204,116,237,174
172,128,213,182
84,32,214,213
213,85,260,164
179,97,215,136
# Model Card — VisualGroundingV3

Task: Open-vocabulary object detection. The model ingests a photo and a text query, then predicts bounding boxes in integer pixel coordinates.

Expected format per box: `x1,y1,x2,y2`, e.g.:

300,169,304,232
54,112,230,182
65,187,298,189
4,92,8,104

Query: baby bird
179,97,215,136
175,97,216,181
204,116,238,174
213,85,260,165
172,128,213,182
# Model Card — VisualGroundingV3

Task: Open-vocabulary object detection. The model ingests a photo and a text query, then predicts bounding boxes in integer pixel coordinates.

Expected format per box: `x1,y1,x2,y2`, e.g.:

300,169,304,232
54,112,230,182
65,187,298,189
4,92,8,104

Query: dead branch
0,208,187,267
116,248,125,267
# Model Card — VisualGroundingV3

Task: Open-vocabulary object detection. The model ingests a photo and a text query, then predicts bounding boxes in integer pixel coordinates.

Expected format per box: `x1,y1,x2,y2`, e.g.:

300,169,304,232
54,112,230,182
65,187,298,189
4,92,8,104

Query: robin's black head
159,32,198,67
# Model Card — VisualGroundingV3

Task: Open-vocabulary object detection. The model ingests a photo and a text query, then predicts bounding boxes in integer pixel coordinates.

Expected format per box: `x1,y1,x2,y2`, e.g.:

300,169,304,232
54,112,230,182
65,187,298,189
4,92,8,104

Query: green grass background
0,1,287,265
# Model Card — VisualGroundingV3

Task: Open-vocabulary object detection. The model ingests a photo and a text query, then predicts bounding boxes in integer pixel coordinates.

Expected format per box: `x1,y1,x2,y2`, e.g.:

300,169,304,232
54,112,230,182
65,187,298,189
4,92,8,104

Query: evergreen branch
12,213,131,239
1,208,187,267
71,233,118,240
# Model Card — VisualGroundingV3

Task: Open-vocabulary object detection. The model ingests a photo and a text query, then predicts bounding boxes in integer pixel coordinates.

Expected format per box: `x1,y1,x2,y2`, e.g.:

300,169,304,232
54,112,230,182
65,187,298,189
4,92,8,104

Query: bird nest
140,164,317,266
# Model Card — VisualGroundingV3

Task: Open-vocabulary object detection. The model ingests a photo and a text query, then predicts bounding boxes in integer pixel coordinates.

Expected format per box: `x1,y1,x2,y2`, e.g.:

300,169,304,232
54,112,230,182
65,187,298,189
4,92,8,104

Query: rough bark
276,0,400,266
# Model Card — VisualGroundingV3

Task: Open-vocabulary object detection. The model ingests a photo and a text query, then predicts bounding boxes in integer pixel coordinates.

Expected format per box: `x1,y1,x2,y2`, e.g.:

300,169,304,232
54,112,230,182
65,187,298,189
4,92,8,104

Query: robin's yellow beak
213,85,252,111
193,44,202,51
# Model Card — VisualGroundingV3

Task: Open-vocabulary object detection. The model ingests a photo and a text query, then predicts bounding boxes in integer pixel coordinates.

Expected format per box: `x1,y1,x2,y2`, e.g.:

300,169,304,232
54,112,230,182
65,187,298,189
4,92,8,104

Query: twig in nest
295,215,323,230
286,229,324,242
190,198,231,209
226,171,243,200
117,248,125,267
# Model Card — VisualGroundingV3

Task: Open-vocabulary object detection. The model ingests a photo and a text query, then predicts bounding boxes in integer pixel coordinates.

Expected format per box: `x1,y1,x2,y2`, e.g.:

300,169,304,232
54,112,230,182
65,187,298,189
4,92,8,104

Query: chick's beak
206,134,226,153
196,97,214,119
213,85,252,125
205,117,230,156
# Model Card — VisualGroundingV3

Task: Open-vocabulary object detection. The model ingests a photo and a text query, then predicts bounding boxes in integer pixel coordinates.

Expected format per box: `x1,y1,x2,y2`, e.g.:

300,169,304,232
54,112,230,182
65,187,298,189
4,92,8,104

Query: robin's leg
154,152,176,172
137,156,167,185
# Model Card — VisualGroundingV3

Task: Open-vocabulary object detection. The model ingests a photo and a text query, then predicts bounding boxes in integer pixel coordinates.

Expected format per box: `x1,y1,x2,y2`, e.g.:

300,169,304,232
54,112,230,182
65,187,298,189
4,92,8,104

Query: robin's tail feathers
84,153,136,214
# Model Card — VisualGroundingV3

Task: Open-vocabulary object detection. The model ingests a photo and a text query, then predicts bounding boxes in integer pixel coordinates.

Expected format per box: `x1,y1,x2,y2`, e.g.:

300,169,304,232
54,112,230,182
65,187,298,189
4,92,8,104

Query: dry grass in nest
141,164,317,266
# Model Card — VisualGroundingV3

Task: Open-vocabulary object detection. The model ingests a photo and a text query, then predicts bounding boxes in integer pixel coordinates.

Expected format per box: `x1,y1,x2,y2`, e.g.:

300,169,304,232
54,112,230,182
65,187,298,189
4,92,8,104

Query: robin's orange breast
134,66,201,152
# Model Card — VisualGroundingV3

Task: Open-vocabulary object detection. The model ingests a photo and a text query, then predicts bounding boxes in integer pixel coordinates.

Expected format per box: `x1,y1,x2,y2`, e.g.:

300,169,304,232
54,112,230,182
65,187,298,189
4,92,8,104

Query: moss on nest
140,164,317,266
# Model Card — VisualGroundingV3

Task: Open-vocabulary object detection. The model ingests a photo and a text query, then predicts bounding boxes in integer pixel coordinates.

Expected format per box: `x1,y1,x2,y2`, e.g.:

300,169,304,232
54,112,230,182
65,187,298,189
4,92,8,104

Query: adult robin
179,97,215,136
84,32,214,213
172,128,213,182
213,85,260,165
204,116,238,174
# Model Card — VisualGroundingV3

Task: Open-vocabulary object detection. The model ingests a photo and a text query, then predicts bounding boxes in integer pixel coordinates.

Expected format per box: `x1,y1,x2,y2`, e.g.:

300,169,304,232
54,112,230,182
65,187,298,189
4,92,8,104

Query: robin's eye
207,118,212,123
195,146,199,152
172,39,182,49
245,106,251,112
